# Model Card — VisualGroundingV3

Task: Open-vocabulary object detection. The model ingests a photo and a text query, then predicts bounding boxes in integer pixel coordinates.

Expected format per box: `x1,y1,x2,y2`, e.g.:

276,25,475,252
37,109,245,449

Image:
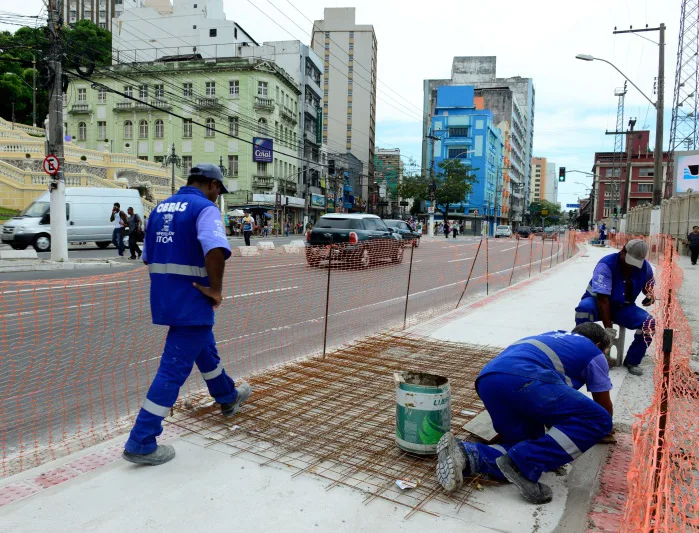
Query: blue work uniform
464,332,613,483
599,223,607,242
574,251,655,366
125,186,237,455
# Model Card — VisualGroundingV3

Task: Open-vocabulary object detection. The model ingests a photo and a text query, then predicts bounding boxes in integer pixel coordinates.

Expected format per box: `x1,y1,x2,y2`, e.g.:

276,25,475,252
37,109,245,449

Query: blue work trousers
575,297,655,366
464,373,611,483
125,325,238,455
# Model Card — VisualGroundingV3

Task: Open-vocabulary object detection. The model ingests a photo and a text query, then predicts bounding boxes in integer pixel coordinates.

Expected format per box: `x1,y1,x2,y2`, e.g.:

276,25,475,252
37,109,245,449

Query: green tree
397,159,477,220
528,199,562,226
63,20,112,70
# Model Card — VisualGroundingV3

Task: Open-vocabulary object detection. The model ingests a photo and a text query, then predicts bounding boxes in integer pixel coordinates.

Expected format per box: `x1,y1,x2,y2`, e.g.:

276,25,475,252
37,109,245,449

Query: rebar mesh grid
168,332,501,519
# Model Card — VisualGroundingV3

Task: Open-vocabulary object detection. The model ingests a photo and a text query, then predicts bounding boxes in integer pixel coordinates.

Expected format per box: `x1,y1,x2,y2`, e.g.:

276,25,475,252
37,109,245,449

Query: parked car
532,226,544,236
1,188,144,252
516,226,532,238
543,227,559,240
494,225,512,238
305,214,404,268
384,219,421,247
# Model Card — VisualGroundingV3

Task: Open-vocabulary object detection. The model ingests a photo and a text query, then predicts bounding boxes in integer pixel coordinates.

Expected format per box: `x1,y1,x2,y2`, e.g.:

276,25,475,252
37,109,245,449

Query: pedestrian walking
285,221,290,237
110,202,127,256
452,225,458,239
122,163,251,466
436,323,614,504
126,207,143,260
242,211,254,246
686,225,699,265
599,223,607,247
263,221,269,237
444,221,450,239
610,227,617,247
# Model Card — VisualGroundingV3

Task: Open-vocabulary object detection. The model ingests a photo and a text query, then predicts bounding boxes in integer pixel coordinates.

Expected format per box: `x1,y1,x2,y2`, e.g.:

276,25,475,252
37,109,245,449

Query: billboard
252,137,274,163
675,150,699,193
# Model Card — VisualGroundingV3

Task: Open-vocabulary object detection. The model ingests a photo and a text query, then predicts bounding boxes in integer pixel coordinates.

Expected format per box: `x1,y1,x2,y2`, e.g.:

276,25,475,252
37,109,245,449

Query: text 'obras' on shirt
156,202,189,213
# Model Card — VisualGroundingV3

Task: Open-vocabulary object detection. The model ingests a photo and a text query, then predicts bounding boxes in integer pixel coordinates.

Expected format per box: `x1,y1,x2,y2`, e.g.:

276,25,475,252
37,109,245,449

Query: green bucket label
395,384,451,454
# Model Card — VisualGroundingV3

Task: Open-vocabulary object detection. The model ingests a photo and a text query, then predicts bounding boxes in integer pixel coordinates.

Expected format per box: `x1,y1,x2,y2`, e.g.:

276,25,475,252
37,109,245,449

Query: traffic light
285,197,289,206
613,206,618,218
558,167,566,182
328,159,336,175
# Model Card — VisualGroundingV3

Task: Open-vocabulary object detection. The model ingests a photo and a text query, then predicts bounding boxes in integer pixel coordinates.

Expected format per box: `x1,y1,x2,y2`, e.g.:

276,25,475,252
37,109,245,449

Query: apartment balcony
254,97,275,112
253,175,274,189
195,97,220,109
69,103,91,114
115,101,134,112
151,99,172,110
280,179,297,194
281,107,297,125
133,101,151,111
304,102,318,120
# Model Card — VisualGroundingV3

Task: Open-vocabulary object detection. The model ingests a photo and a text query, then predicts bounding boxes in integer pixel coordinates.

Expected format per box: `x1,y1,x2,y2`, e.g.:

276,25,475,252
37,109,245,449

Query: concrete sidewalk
0,244,649,533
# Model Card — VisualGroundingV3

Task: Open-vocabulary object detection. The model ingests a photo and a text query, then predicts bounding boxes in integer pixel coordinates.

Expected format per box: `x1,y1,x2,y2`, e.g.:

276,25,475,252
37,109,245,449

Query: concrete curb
0,260,132,273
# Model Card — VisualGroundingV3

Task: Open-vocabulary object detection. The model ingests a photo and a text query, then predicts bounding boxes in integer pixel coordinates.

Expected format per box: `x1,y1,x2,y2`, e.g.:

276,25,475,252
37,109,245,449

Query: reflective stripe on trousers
148,263,208,277
512,339,573,387
547,426,583,459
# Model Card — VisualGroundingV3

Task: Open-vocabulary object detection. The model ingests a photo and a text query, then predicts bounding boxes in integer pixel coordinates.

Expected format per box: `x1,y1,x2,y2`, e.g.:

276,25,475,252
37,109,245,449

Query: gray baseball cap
624,239,648,268
189,163,229,193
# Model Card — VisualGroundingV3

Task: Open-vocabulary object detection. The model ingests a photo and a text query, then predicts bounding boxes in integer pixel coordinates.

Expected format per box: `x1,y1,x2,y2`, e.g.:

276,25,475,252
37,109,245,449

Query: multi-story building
65,57,307,223
237,41,326,219
423,57,534,217
311,7,377,204
530,157,547,203
113,0,257,62
63,0,144,30
495,120,512,226
325,152,363,213
426,86,504,234
546,162,559,205
591,130,670,224
374,148,403,217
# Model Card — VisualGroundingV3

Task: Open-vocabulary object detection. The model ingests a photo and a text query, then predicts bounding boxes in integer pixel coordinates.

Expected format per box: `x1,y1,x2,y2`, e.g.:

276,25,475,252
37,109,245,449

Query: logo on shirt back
156,213,175,244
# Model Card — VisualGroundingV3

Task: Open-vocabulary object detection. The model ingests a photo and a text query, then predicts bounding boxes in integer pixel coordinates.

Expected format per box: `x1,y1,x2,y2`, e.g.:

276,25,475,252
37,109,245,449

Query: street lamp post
576,23,665,206
162,143,181,196
5,71,36,127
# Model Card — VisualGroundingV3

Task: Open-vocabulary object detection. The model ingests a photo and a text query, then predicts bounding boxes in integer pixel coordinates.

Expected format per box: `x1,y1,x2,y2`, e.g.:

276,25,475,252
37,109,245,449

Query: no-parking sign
43,154,60,176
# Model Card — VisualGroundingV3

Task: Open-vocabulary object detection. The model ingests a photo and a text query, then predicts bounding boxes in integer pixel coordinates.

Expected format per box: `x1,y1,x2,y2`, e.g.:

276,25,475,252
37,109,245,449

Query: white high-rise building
62,0,144,30
311,7,377,203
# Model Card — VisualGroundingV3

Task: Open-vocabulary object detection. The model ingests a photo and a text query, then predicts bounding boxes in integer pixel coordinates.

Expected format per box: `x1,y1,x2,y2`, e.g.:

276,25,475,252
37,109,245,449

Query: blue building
427,85,504,234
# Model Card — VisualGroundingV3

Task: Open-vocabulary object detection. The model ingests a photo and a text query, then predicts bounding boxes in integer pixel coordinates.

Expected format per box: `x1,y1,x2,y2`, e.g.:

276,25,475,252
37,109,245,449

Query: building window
183,118,192,138
182,156,192,175
347,136,351,144
258,117,267,135
324,43,330,50
99,23,106,29
154,119,164,138
77,88,87,102
193,25,197,29
154,156,164,163
124,85,133,98
348,90,352,96
205,81,215,95
78,122,87,141
97,87,106,103
606,168,621,177
228,155,238,177
258,81,268,96
229,116,238,136
123,120,133,139
205,118,215,137
349,44,354,50
234,27,238,39
638,183,654,193
639,167,654,177
209,28,217,37
154,84,164,98
449,127,469,137
139,119,148,138
99,10,106,19
349,31,354,38
257,162,267,176
325,31,329,37
229,80,239,96
139,84,148,98
97,121,106,140
448,148,469,158
182,83,193,97
346,125,352,131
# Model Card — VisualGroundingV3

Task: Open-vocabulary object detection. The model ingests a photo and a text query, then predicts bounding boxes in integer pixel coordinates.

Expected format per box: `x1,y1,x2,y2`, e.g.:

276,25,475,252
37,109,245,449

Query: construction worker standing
437,323,613,504
574,239,655,376
123,163,251,466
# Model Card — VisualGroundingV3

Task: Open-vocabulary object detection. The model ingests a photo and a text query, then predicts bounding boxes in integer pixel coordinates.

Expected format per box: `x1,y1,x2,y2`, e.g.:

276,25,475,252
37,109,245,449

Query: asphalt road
0,235,571,465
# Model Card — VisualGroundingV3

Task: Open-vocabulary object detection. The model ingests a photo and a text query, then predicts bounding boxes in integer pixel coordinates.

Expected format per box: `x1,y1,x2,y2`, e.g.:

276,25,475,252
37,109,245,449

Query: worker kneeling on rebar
436,323,613,505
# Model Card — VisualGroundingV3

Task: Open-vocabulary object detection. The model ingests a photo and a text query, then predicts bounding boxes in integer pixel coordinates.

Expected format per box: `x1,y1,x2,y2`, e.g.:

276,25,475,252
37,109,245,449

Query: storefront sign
252,137,274,163
311,194,326,208
253,193,305,207
316,106,323,145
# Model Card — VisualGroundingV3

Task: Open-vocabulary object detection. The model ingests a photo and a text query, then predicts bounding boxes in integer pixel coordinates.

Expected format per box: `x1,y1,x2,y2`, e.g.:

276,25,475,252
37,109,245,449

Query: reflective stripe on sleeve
489,444,507,455
148,263,207,277
201,365,223,381
586,284,598,296
547,426,583,459
513,339,573,387
575,312,595,322
142,398,171,418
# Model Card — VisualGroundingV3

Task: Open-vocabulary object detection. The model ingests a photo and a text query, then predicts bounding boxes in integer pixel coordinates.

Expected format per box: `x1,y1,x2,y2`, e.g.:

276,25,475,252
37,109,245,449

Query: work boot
495,454,553,504
122,444,176,466
220,380,252,417
436,432,469,492
624,364,644,376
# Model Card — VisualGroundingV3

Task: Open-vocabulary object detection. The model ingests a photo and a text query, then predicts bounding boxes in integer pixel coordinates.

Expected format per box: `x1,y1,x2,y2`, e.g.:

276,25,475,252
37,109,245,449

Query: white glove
605,327,618,341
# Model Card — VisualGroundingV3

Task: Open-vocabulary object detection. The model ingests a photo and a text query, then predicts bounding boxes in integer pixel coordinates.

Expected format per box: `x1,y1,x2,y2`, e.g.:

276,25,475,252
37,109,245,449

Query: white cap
624,239,648,268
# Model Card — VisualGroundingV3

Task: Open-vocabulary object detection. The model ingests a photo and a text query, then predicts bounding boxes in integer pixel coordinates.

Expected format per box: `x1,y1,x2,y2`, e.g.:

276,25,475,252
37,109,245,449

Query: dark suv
305,214,404,268
516,226,531,238
384,219,421,247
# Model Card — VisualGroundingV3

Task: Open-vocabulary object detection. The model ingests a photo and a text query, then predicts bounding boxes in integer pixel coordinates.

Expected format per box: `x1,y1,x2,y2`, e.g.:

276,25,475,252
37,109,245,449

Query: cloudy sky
4,0,680,207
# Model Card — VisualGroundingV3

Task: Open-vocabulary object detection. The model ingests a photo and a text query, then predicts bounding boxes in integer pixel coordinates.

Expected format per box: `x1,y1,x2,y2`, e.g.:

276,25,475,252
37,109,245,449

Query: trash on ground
395,479,419,490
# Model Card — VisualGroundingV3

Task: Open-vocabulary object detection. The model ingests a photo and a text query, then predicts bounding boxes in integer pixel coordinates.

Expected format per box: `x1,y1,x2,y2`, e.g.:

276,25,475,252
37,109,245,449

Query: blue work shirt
478,331,612,393
582,251,654,306
143,186,231,326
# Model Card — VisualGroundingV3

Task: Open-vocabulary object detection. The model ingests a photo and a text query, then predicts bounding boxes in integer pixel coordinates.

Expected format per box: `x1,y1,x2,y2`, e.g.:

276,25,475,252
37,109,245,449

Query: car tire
96,241,111,249
305,249,320,267
414,238,420,248
33,234,51,252
10,244,28,250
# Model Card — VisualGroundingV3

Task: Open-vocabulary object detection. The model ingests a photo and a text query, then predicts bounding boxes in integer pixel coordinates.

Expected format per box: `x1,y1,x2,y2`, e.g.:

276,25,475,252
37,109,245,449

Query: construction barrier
0,231,585,477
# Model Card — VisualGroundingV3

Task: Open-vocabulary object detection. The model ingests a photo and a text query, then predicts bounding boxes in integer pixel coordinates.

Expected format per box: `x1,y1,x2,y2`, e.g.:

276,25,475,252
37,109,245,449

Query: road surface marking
226,286,299,299
446,257,475,263
500,243,528,252
262,263,305,269
0,302,100,318
13,280,141,293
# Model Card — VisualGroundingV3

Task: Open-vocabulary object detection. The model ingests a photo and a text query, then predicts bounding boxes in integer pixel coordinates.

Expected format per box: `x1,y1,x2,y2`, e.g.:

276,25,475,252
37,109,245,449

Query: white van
1,188,144,252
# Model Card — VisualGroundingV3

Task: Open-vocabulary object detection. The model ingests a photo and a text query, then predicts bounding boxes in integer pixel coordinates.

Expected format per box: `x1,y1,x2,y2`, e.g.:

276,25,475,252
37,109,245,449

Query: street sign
399,201,409,206
427,206,435,214
566,203,580,208
377,201,389,207
541,209,549,216
43,154,60,176
275,192,282,208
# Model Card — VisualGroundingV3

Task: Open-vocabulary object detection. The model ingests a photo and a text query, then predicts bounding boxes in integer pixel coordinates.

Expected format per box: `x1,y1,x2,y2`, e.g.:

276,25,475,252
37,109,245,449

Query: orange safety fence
0,231,587,477
615,235,699,532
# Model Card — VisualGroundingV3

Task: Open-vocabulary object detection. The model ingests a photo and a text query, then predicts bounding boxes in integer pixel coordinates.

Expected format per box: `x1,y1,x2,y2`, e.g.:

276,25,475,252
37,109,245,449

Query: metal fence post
540,236,545,274
403,242,415,330
508,238,520,287
456,239,483,309
322,244,333,359
485,237,490,295
529,236,534,278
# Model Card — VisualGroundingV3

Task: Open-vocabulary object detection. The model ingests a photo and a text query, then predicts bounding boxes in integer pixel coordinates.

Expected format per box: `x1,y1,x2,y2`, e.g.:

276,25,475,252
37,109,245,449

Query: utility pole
218,155,228,213
32,54,37,128
426,131,439,237
48,0,68,261
623,118,636,214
